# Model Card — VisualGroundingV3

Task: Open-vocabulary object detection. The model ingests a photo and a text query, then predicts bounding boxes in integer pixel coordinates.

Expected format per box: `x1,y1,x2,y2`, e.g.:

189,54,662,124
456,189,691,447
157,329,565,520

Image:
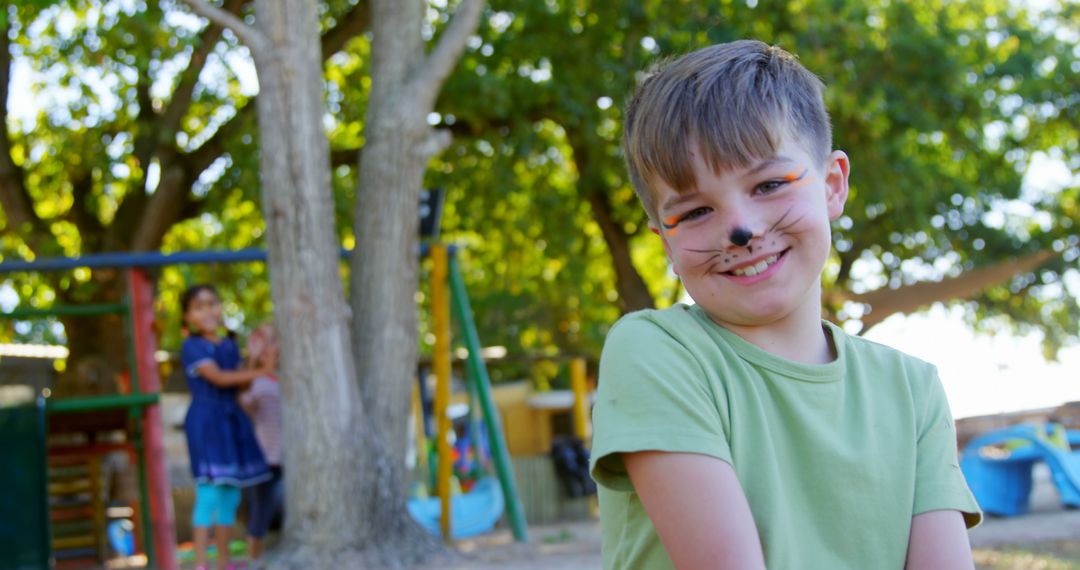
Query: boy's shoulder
609,303,702,334
833,323,940,387
606,304,711,351
838,325,934,367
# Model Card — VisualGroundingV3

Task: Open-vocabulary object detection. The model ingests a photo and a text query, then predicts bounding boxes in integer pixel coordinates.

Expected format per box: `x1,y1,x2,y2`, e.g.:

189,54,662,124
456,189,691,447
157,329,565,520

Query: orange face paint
661,214,681,236
782,169,811,186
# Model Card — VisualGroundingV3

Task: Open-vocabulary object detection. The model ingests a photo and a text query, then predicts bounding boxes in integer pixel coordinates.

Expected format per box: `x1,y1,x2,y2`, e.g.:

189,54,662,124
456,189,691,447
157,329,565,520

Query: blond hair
623,40,832,223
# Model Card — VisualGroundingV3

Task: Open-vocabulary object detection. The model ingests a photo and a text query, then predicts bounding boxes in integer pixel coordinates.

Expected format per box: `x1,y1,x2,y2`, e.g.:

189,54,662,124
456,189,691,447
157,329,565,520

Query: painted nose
729,227,753,247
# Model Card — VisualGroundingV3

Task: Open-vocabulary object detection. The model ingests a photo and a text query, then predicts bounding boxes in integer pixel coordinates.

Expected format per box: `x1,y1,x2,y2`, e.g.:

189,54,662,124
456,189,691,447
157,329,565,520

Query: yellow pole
570,357,591,442
431,244,453,542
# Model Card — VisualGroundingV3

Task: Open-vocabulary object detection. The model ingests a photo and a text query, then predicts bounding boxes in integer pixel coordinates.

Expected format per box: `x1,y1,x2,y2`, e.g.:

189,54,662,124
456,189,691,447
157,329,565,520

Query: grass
975,542,1080,570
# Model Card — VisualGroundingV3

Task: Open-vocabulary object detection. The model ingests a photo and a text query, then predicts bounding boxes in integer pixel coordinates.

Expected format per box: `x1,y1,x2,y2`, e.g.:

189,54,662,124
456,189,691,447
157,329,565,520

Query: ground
451,463,1080,570
161,463,1080,569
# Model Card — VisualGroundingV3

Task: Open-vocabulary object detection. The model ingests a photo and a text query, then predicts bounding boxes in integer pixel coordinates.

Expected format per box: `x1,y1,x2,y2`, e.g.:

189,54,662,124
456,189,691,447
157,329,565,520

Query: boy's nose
729,227,753,247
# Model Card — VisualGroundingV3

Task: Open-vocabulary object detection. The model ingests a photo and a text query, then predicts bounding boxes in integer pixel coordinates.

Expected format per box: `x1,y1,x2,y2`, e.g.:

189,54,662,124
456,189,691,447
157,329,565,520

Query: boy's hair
623,40,832,223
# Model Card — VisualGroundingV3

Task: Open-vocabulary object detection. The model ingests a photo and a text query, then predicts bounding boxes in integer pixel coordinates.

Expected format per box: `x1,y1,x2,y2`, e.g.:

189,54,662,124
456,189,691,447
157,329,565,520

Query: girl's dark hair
180,284,219,315
179,284,235,339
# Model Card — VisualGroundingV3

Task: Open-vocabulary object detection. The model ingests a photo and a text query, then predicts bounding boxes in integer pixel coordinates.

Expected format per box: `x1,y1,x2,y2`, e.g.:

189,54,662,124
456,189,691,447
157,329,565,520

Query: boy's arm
904,510,974,570
624,451,766,570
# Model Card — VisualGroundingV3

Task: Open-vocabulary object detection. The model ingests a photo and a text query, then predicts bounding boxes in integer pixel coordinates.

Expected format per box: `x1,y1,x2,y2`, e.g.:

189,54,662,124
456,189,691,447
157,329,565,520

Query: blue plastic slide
407,476,505,539
960,424,1080,516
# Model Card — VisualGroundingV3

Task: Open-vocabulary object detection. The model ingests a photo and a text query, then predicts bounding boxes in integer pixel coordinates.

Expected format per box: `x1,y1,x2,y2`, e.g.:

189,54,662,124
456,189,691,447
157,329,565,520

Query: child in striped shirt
239,324,283,561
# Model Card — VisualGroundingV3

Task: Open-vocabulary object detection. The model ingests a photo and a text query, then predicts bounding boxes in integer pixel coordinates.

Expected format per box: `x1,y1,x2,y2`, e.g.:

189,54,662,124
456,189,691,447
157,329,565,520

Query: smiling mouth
727,250,787,277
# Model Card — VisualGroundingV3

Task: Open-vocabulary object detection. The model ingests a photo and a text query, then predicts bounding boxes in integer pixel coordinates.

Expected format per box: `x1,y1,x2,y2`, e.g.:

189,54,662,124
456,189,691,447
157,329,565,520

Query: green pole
447,253,528,542
132,412,155,567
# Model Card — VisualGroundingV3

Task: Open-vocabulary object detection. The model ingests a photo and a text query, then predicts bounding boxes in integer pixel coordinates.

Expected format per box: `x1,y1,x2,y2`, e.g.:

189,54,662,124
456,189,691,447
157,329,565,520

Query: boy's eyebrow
660,190,701,213
658,155,799,213
745,155,797,177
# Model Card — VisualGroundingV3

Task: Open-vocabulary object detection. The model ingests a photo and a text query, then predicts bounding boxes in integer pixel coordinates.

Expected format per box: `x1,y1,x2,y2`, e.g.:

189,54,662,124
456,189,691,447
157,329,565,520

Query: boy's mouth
726,250,787,277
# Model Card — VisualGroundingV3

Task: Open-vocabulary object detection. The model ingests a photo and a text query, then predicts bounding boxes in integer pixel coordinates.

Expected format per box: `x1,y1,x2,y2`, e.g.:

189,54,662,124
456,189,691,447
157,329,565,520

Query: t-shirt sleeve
181,337,215,378
913,365,983,528
590,313,731,492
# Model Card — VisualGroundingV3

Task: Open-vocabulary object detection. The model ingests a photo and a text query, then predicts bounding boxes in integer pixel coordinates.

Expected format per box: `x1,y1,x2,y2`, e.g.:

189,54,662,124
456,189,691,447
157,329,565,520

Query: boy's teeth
731,255,779,277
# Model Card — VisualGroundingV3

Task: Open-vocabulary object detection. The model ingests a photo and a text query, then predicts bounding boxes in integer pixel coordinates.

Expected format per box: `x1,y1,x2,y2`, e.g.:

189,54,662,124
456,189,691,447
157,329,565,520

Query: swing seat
407,476,504,539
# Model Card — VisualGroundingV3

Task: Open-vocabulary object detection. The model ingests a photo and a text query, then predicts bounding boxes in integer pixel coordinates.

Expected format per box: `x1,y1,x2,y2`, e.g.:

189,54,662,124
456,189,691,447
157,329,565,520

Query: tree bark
240,0,373,565
348,0,482,561
566,130,656,312
586,190,657,312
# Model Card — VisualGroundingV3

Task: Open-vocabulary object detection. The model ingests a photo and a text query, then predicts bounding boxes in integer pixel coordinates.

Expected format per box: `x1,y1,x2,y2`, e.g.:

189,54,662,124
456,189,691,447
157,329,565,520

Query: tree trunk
245,1,388,566
586,190,657,312
348,1,443,560
53,273,130,397
567,130,656,312
348,0,483,562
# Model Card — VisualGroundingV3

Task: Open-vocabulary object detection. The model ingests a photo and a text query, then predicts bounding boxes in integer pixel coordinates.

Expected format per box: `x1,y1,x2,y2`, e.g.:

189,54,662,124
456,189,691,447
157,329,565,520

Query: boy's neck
719,304,835,365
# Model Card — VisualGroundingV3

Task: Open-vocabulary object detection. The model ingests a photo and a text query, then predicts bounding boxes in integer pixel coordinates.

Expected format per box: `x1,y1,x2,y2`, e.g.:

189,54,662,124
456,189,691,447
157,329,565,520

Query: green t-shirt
590,305,981,570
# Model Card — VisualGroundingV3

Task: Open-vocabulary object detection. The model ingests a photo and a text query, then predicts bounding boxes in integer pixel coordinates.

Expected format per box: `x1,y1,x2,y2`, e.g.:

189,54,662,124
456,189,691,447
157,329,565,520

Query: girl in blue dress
180,284,272,570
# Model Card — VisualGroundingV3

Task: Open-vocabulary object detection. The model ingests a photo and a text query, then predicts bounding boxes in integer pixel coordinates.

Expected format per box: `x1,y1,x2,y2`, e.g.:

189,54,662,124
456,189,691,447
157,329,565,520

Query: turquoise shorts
192,483,241,528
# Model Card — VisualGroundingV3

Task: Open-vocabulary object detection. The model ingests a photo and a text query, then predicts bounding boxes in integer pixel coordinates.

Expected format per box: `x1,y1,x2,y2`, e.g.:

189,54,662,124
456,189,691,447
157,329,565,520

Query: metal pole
431,245,454,542
570,357,591,443
127,269,178,570
447,253,528,542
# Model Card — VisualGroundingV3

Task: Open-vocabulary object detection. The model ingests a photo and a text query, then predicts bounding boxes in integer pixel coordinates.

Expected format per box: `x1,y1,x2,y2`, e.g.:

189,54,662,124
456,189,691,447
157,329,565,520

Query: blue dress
182,335,270,487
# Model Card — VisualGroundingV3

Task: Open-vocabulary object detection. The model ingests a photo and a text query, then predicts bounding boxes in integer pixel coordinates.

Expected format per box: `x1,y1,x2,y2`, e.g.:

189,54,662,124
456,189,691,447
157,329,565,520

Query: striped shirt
239,376,282,466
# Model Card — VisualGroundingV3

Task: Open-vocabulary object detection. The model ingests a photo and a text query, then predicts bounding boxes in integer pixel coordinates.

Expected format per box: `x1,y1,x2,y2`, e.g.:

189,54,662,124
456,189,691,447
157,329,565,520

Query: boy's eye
756,168,808,195
681,207,710,222
662,206,711,229
755,180,786,194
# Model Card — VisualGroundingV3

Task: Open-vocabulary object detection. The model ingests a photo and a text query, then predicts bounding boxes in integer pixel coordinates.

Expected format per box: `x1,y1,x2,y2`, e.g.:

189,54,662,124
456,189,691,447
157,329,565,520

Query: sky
3,2,1078,419
865,306,1080,419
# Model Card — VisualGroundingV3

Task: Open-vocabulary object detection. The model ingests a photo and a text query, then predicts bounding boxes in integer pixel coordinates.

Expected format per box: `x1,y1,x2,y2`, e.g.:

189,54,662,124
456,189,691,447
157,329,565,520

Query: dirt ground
162,463,1080,569
449,463,1080,570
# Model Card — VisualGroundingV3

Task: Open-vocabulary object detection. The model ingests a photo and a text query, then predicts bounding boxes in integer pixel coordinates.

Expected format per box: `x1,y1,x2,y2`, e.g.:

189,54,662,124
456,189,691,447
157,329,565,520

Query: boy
589,40,981,569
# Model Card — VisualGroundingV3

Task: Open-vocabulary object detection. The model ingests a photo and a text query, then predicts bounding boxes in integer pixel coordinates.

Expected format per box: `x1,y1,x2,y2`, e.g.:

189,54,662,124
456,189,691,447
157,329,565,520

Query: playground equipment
404,244,528,542
0,244,528,567
0,263,173,570
960,423,1080,516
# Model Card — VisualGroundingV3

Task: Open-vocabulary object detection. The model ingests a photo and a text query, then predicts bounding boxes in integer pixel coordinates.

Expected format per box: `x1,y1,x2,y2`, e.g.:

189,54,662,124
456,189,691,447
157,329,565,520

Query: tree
181,0,481,566
0,0,372,392
419,0,1078,359
349,0,483,553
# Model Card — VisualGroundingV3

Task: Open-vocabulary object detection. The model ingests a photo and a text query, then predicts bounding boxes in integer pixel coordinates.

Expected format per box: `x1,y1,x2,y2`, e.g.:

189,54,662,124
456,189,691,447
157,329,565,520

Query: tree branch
133,164,194,251
845,249,1058,331
322,1,371,57
164,0,248,135
180,0,269,55
67,171,104,248
412,0,483,102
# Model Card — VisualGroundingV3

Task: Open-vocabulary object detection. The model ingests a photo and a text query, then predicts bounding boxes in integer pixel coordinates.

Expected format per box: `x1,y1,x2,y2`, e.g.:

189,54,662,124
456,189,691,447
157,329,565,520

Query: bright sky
865,306,1080,419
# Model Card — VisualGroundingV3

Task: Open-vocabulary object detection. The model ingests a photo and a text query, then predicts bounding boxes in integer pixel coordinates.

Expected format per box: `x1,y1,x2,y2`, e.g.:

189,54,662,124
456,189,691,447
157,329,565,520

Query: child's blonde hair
623,40,832,223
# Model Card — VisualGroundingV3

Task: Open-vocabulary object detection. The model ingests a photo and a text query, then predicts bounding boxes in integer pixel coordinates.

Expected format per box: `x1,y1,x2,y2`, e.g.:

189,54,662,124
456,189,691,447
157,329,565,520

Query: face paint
662,214,680,237
730,227,753,247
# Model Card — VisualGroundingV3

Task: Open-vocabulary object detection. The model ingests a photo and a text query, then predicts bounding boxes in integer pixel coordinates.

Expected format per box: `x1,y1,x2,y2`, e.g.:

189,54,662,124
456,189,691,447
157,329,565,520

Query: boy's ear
824,150,850,220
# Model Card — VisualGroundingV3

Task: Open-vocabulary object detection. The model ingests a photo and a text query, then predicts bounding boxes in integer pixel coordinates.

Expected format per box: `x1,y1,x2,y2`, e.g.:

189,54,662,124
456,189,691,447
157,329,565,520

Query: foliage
1,0,1077,371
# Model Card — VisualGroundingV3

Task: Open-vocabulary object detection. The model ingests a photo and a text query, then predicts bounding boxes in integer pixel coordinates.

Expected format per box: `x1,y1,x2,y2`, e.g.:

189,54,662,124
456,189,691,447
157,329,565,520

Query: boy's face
651,133,849,330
